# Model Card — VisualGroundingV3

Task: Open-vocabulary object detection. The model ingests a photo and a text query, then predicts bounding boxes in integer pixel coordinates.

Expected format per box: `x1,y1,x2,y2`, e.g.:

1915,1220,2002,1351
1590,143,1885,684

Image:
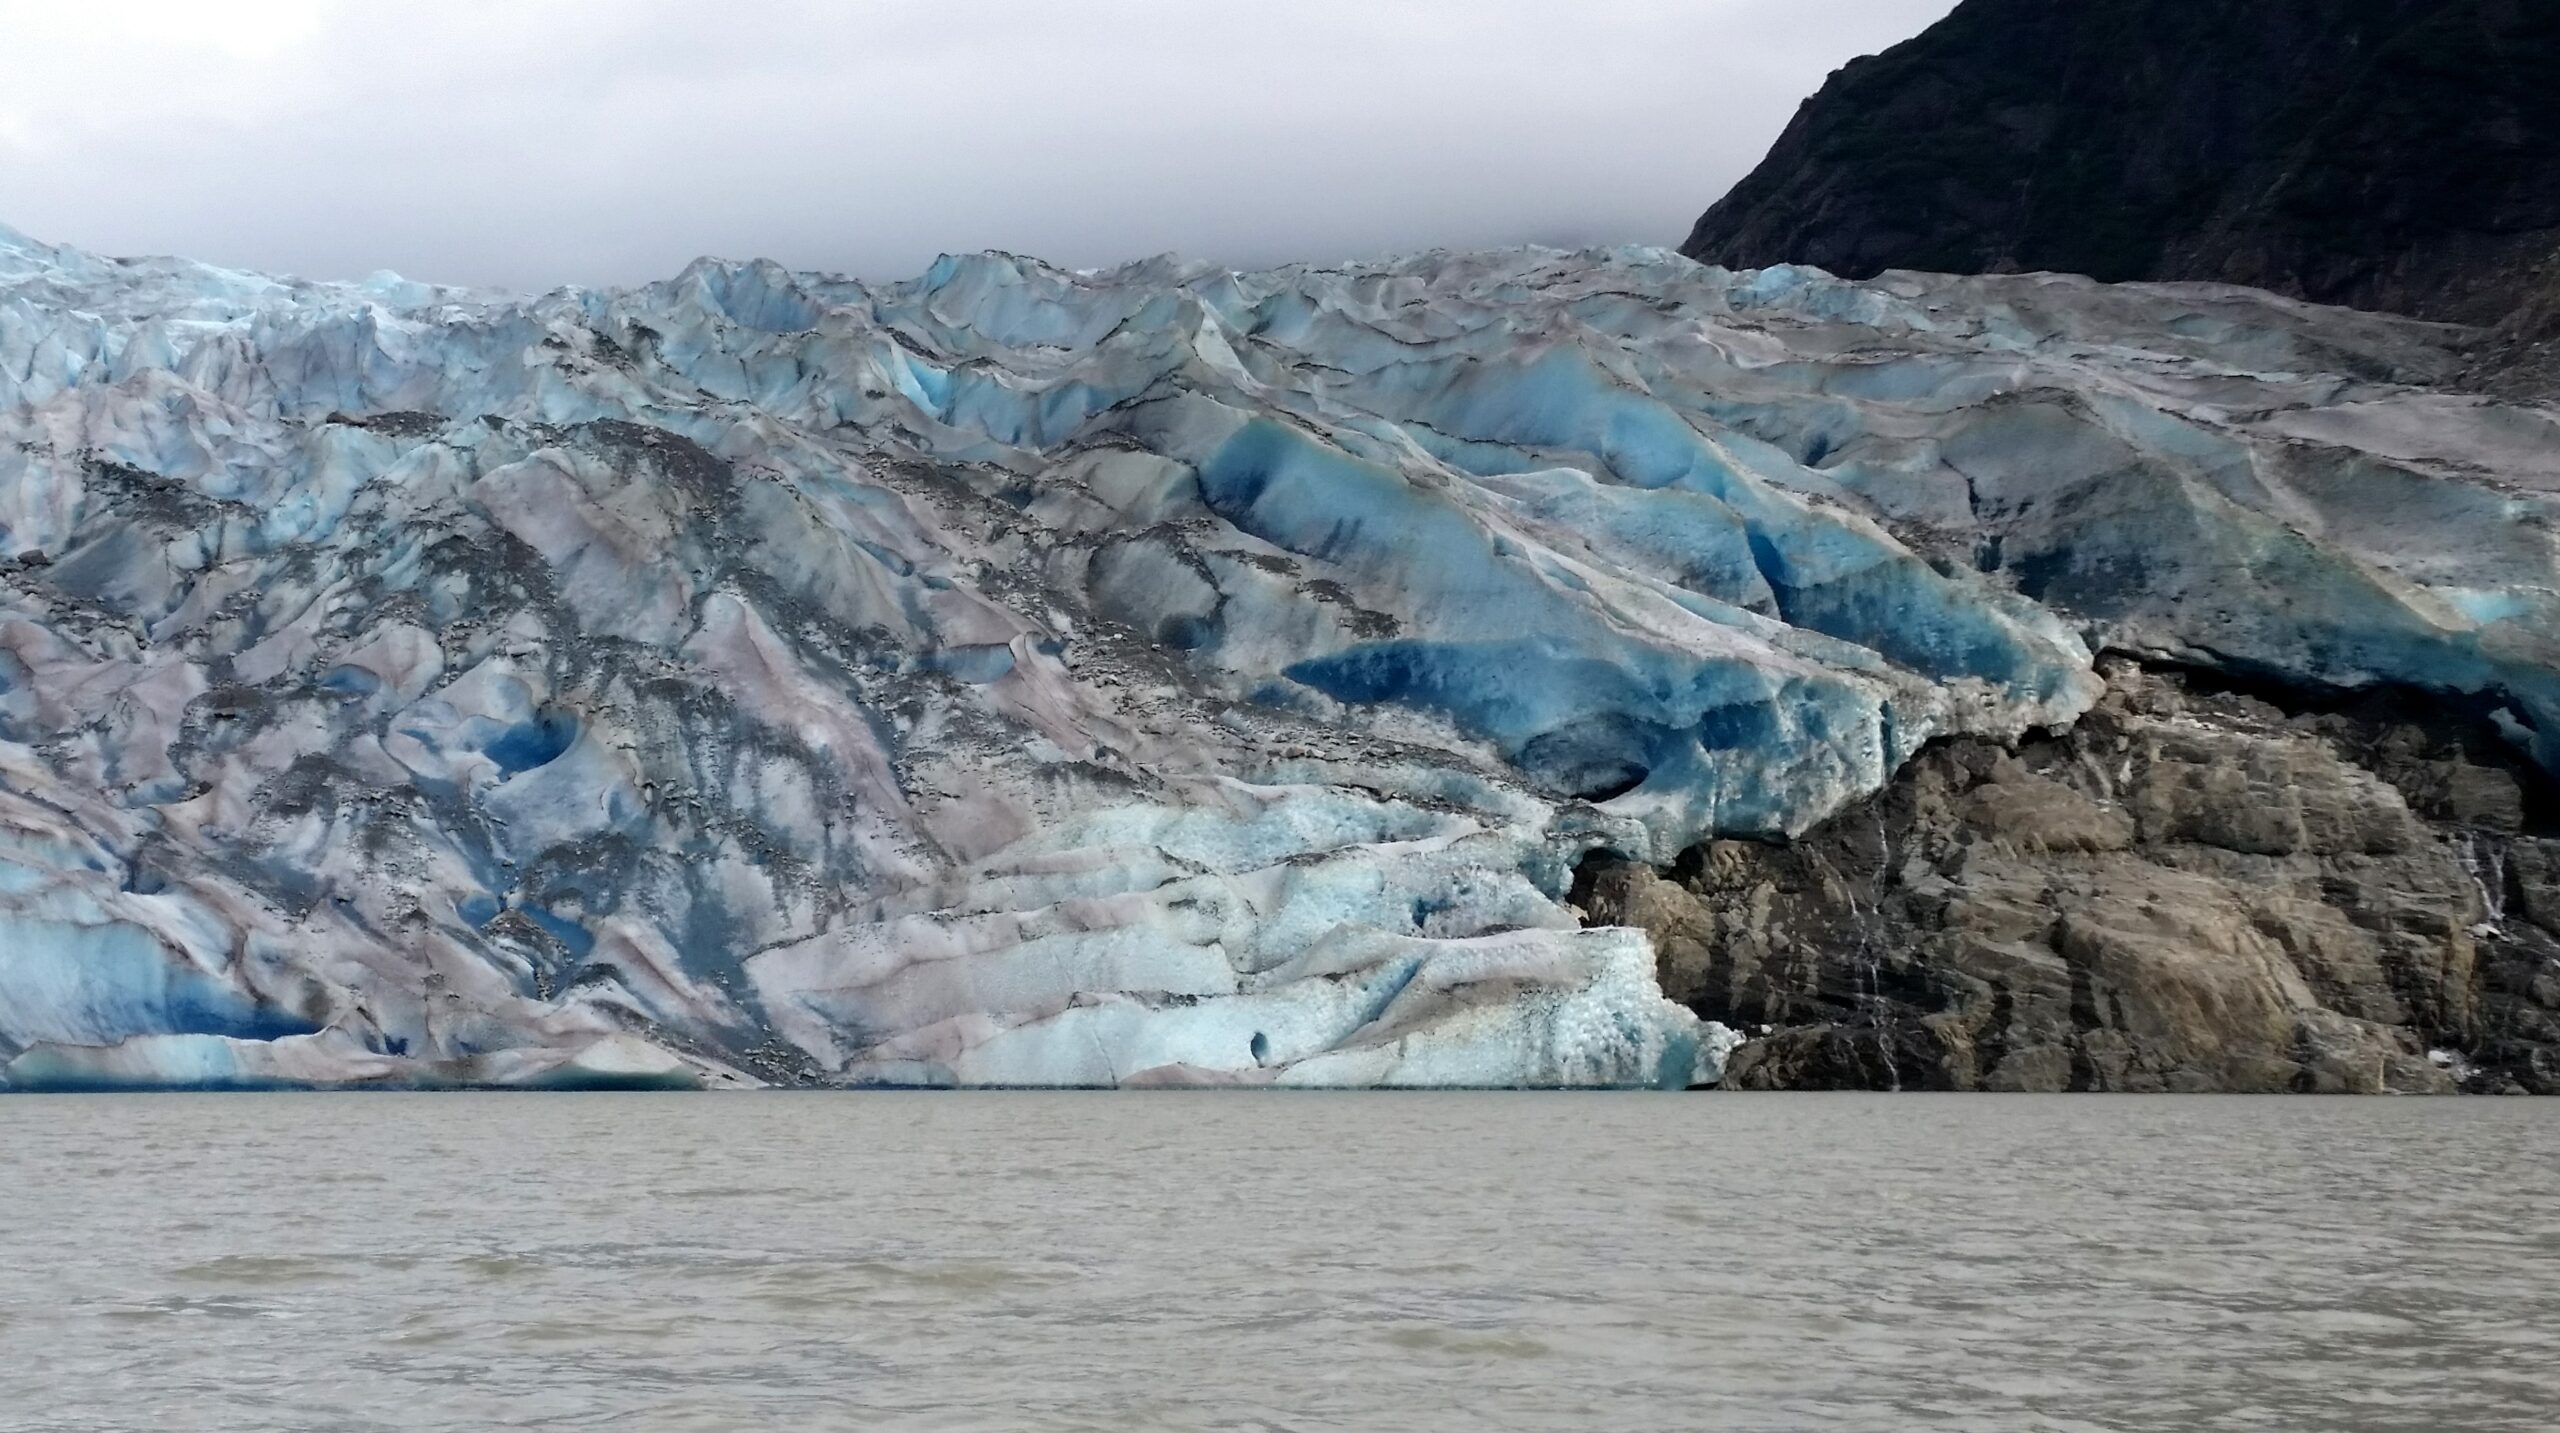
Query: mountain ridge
1683,0,2560,330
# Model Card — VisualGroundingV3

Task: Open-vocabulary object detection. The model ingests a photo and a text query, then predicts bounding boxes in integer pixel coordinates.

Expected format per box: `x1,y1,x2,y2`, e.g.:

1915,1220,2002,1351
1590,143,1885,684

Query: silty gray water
0,1093,2553,1431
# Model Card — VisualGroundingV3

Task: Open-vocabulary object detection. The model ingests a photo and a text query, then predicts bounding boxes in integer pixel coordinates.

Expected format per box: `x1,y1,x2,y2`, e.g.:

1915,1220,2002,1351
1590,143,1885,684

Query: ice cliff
2,220,2553,1088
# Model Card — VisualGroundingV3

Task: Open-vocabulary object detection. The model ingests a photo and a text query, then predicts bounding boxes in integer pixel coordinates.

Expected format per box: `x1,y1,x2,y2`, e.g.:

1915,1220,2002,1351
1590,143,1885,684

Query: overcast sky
0,0,1957,292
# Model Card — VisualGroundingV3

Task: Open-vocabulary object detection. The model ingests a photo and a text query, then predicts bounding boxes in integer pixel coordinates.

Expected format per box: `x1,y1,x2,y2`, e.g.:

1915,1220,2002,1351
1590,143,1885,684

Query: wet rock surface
1578,662,2560,1093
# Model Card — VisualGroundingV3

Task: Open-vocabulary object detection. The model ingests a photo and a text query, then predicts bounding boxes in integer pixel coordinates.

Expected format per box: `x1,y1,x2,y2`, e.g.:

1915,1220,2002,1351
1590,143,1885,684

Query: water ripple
0,1093,2552,1432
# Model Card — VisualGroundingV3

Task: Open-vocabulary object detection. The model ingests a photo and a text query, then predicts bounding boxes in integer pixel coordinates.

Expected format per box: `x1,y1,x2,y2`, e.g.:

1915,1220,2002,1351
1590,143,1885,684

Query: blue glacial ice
2,222,2554,1087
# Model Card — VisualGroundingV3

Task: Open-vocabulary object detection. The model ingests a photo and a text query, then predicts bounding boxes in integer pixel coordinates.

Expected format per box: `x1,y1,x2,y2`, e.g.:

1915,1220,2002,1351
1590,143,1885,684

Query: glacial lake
1,1093,2553,1432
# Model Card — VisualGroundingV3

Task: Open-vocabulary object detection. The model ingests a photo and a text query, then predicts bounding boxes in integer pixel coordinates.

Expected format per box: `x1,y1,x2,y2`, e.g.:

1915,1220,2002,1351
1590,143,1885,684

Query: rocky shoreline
1578,661,2560,1093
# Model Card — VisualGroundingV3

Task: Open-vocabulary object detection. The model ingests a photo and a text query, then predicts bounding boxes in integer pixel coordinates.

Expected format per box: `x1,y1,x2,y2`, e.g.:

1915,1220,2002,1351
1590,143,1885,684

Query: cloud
0,0,1957,290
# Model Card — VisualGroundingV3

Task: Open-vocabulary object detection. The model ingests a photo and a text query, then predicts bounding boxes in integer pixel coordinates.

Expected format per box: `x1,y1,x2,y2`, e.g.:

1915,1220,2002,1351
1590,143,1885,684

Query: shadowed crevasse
1,220,2555,1089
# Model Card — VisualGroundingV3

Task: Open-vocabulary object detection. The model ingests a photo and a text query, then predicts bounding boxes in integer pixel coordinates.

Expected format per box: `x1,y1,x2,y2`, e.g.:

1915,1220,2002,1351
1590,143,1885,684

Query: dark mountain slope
1683,0,2560,326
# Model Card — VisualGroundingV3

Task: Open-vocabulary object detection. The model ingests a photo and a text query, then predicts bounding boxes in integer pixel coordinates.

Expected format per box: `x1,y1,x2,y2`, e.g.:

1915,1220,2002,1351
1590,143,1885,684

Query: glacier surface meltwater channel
2,222,2555,1088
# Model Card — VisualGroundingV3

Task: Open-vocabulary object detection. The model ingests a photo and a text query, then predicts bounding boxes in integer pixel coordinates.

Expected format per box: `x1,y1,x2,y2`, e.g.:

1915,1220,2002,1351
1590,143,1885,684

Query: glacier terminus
3,220,2555,1090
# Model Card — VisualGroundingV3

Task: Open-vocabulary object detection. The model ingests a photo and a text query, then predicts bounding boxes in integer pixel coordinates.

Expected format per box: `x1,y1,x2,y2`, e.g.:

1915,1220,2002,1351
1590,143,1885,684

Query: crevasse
1,224,2551,1089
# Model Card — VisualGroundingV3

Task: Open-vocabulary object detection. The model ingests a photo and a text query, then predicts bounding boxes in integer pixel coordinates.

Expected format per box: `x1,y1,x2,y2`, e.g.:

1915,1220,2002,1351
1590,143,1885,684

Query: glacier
1,219,2554,1089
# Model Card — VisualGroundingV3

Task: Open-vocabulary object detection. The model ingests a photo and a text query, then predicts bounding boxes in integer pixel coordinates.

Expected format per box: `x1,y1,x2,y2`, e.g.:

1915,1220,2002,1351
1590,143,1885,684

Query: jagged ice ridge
2,220,2554,1088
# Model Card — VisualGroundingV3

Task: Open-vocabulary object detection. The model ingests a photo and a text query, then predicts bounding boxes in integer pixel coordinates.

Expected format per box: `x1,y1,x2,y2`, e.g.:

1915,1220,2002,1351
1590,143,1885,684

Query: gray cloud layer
0,0,1956,292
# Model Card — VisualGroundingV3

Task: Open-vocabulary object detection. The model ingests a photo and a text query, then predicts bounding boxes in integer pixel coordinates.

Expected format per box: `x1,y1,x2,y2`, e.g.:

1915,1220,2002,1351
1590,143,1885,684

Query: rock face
1579,663,2560,1093
1683,0,2560,328
2,220,2556,1089
2470,266,2560,399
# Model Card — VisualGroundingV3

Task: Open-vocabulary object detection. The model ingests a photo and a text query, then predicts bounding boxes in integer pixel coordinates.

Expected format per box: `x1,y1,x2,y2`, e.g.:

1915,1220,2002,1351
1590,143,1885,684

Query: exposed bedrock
1577,662,2560,1094
1682,0,2560,332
